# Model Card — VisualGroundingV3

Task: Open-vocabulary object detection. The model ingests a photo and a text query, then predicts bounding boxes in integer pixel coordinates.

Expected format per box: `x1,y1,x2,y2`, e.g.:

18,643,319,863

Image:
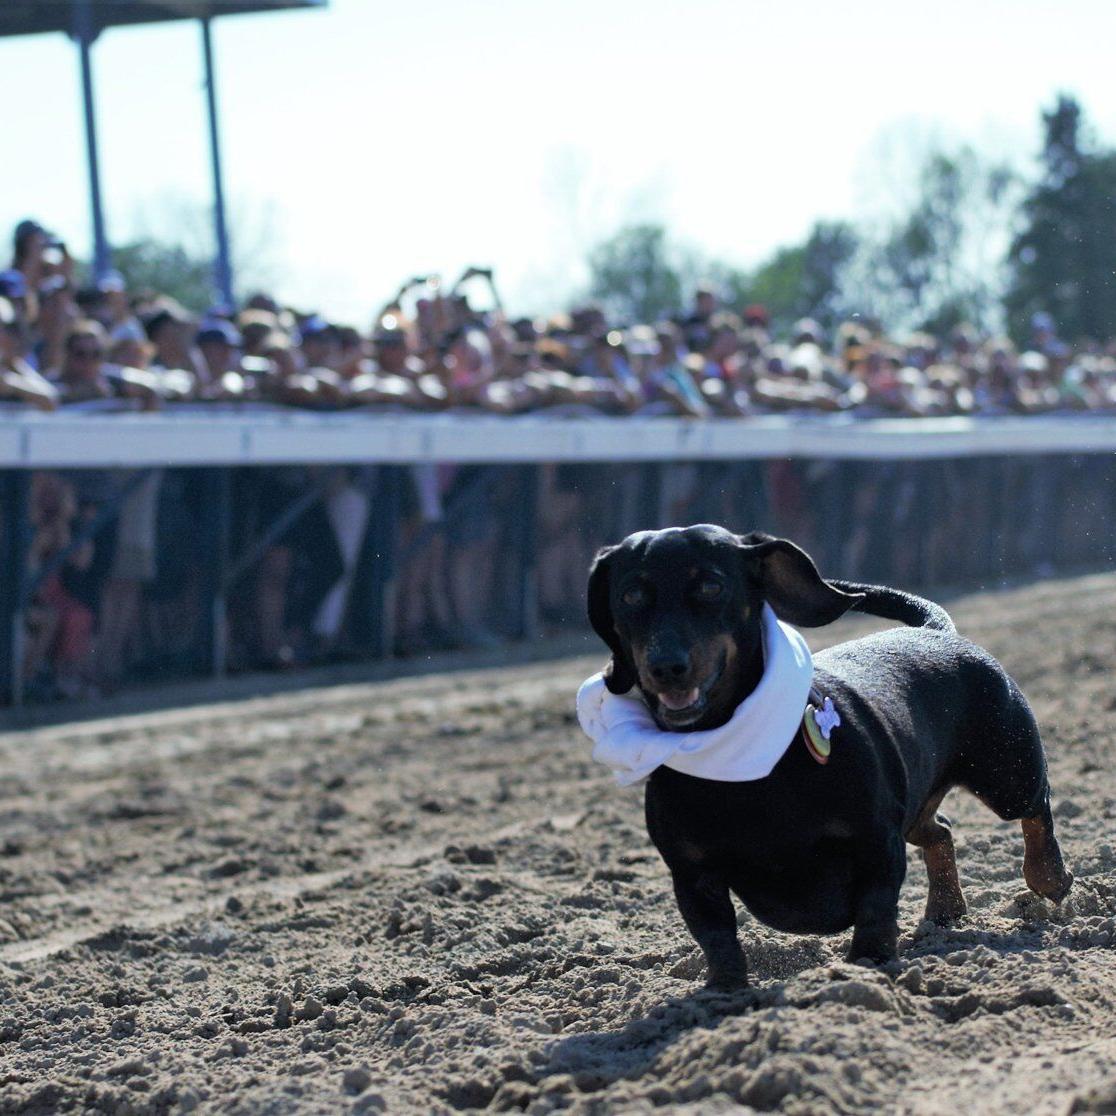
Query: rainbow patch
802,703,831,764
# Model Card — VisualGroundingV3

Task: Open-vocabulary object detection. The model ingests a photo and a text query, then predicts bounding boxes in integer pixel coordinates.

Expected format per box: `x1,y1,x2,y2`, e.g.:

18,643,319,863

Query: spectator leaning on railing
9,214,1116,419
0,295,57,410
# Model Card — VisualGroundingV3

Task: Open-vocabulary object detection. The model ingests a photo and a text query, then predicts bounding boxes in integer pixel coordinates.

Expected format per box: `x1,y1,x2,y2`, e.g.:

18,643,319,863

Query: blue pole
201,17,235,309
72,0,111,281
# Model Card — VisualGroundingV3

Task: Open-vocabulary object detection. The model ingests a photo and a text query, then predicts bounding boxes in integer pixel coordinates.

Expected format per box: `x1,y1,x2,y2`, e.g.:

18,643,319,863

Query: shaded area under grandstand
2,430,1114,711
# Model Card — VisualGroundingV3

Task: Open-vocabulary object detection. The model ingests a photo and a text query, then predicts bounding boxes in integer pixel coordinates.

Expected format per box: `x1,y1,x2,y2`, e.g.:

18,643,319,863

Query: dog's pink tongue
658,688,700,711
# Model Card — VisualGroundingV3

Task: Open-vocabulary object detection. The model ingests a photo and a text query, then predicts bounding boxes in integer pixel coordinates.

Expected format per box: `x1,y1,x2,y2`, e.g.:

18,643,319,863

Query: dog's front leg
671,869,748,989
846,832,906,965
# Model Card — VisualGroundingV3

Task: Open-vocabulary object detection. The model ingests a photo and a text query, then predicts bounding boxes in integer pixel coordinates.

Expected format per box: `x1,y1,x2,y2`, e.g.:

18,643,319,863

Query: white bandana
576,604,814,786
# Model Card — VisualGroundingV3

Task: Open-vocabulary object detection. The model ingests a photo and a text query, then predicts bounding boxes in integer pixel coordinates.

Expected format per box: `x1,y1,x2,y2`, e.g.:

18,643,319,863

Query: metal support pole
513,465,541,640
0,473,31,707
693,461,723,525
638,462,666,528
223,481,326,589
200,17,235,309
198,468,232,677
72,0,111,282
360,466,401,659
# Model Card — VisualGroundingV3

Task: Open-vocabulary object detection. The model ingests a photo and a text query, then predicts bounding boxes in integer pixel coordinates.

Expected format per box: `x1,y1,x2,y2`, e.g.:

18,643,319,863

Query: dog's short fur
587,524,1072,987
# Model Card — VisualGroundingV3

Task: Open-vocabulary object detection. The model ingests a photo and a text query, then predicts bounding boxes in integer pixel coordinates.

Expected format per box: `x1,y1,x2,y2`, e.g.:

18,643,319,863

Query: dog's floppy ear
587,544,637,694
736,532,863,627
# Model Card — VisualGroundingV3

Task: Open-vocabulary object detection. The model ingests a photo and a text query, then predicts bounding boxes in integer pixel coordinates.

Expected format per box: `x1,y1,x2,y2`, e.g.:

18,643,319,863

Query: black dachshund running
585,524,1073,988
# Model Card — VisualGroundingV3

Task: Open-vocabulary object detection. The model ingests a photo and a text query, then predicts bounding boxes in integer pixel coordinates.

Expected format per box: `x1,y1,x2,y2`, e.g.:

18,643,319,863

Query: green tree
106,194,280,312
729,221,858,334
111,238,214,312
798,221,859,329
847,146,1017,334
734,243,805,326
587,224,684,323
1005,94,1116,343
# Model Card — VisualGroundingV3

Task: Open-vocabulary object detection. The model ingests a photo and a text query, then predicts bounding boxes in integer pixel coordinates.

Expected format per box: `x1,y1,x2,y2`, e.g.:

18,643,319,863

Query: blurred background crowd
4,214,1116,704
5,216,1116,421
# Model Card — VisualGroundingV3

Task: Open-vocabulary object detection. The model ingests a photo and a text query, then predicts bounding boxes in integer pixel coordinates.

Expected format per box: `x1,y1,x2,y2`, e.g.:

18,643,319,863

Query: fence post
695,461,725,525
514,464,541,641
639,462,665,528
198,467,232,677
0,472,31,706
364,465,401,659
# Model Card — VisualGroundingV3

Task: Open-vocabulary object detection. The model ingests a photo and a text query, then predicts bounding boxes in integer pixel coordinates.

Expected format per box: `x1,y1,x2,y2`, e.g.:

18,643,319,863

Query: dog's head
587,525,862,731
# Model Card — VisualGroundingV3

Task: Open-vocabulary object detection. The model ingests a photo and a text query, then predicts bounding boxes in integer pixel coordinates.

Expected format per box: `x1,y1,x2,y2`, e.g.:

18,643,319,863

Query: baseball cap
97,270,126,293
197,319,242,347
298,314,334,341
792,318,823,344
143,301,194,339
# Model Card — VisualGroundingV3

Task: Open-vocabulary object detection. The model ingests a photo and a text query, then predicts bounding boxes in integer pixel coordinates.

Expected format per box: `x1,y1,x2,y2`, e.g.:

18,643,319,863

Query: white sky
2,0,1116,323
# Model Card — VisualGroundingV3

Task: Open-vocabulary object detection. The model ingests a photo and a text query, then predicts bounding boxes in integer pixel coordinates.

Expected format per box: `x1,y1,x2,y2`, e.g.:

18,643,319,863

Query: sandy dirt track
1,573,1116,1114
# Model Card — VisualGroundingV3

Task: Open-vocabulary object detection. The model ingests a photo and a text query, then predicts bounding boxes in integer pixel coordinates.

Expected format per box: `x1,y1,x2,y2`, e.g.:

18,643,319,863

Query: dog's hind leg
967,780,1073,903
906,790,966,925
1021,796,1074,903
671,869,748,989
959,683,1073,904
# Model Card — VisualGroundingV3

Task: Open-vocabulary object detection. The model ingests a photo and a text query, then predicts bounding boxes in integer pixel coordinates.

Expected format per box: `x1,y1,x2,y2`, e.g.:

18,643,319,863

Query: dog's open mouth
653,654,725,728
658,688,701,711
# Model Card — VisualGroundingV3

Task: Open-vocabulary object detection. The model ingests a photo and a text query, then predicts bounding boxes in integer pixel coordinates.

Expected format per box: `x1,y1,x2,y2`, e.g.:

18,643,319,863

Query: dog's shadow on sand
543,983,771,1091
540,936,836,1087
542,920,1070,1090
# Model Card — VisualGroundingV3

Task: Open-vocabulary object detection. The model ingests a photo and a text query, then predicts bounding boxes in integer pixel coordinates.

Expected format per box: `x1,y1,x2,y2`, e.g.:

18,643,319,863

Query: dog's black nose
647,651,691,685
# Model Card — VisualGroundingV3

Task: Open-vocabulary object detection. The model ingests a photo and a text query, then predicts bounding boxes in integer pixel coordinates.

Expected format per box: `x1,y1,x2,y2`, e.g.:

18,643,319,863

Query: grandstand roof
0,1,325,40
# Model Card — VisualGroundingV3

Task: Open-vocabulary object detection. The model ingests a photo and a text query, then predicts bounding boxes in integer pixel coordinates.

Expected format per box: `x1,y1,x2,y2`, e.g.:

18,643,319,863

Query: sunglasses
70,346,103,360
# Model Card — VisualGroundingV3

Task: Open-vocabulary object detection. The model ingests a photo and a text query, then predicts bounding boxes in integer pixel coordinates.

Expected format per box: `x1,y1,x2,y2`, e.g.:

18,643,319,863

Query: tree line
99,94,1115,347
589,94,1116,345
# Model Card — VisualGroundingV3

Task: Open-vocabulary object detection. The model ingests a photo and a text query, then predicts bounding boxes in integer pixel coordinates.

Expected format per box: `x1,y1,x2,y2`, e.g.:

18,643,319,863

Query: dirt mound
1,573,1115,1113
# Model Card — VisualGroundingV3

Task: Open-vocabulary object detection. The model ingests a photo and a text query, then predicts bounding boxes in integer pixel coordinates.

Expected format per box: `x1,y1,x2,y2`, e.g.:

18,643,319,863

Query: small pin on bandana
803,696,840,764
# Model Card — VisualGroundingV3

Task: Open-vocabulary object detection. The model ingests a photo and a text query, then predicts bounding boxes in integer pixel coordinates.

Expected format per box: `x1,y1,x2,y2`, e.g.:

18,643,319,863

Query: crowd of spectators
4,215,1116,703
6,218,1116,421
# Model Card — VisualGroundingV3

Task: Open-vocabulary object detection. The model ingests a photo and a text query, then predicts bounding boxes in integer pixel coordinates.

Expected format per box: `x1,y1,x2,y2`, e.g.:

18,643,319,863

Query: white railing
0,407,1112,467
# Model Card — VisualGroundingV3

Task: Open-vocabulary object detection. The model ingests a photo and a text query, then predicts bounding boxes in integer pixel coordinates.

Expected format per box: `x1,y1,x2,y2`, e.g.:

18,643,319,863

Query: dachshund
585,524,1072,987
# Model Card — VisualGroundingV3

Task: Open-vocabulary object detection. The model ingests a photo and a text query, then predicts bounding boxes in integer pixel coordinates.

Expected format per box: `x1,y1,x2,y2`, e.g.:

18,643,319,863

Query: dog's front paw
845,950,891,968
705,970,749,992
704,959,749,991
846,925,898,967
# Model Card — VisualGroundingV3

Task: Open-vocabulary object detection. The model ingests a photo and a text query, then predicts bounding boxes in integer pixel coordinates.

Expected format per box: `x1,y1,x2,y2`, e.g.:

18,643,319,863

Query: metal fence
2,411,1115,706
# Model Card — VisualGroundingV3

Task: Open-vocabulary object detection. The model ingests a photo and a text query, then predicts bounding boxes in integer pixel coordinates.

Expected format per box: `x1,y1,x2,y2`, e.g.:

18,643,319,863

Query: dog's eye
621,585,648,608
694,579,723,601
